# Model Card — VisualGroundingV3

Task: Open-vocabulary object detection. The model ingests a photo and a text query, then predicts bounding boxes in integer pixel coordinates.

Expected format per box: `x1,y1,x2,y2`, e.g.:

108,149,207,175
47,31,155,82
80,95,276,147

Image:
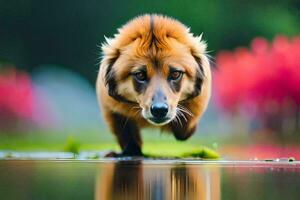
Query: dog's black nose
150,103,169,118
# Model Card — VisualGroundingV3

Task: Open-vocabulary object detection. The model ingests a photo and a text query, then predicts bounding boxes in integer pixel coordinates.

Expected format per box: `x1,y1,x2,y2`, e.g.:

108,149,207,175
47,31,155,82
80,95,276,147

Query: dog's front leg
169,112,197,141
106,112,143,157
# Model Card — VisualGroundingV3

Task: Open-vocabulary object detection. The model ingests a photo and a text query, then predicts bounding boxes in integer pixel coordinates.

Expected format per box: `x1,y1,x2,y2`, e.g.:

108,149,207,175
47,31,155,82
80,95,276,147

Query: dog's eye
134,71,147,82
169,71,183,80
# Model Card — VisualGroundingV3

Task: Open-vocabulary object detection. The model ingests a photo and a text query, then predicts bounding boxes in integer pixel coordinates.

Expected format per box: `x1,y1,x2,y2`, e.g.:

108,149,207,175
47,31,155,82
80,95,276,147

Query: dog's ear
190,55,204,98
100,37,122,101
100,37,135,104
189,33,207,76
186,34,208,99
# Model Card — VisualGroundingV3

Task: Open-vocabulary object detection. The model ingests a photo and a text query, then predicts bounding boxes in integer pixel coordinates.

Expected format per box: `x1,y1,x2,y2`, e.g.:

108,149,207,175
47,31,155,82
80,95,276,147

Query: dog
96,14,211,156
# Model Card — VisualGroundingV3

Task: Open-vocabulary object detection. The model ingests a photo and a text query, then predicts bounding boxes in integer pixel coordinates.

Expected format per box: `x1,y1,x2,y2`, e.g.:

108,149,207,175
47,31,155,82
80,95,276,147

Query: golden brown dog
96,14,211,156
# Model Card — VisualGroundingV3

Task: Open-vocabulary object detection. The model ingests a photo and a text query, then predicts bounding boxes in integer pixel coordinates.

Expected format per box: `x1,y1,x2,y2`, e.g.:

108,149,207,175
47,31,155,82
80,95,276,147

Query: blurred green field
0,130,221,158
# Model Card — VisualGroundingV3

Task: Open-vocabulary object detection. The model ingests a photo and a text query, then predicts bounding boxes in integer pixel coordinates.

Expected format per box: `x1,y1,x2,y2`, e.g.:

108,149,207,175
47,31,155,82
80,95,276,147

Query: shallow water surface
0,159,300,200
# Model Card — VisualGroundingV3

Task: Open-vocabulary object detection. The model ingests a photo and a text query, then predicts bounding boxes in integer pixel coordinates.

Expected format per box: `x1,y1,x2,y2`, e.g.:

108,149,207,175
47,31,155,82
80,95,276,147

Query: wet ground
1,155,300,200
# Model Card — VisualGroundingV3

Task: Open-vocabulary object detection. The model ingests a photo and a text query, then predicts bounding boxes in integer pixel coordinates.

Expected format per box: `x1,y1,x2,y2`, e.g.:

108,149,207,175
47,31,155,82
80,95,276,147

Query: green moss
182,148,220,159
143,142,220,159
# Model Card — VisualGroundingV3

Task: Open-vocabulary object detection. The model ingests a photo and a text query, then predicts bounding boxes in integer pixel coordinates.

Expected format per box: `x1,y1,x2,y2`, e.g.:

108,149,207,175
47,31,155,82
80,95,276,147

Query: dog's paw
104,150,144,158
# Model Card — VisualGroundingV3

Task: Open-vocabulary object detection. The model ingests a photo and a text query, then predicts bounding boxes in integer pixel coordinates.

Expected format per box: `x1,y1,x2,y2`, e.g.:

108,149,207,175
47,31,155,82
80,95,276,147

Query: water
0,159,300,200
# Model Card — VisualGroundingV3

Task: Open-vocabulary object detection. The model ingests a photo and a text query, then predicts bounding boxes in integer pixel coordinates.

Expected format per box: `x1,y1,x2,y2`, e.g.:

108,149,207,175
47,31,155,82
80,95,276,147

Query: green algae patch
143,142,220,159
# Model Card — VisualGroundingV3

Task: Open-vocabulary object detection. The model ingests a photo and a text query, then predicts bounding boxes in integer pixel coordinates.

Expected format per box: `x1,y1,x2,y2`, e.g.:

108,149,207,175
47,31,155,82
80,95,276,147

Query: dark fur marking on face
152,57,159,68
168,67,183,93
132,76,148,94
169,80,182,93
191,68,203,96
132,67,148,94
105,59,138,104
150,15,159,53
149,15,162,68
180,56,204,102
194,56,205,78
192,56,205,95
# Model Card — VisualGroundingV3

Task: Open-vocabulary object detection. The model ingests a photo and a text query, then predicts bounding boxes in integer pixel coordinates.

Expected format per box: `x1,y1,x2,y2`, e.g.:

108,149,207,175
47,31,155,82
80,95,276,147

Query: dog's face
102,15,208,126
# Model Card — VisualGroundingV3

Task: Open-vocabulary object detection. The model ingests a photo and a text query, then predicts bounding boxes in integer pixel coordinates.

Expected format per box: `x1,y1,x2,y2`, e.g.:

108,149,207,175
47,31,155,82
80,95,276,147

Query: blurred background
1,0,300,158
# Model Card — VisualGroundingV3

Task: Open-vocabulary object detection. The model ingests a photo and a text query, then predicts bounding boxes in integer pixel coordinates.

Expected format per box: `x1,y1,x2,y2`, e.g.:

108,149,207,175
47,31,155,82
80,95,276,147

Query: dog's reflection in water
95,161,220,200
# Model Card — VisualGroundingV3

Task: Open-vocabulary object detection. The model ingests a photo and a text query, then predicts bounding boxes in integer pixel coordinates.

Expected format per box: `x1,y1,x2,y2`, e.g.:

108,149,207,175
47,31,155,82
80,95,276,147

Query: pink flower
214,35,300,117
0,68,35,121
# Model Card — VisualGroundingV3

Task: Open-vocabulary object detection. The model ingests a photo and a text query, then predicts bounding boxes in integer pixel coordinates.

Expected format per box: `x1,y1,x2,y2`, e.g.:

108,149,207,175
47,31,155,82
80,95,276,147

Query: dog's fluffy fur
97,14,211,156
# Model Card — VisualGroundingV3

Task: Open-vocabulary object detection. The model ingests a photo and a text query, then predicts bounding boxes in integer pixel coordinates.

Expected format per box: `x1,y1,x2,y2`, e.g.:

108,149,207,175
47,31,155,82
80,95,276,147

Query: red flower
214,35,300,117
0,68,35,121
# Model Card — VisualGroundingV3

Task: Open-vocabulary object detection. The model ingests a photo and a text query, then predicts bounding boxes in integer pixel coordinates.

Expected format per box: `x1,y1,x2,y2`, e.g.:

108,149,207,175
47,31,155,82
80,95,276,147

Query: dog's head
100,15,210,126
